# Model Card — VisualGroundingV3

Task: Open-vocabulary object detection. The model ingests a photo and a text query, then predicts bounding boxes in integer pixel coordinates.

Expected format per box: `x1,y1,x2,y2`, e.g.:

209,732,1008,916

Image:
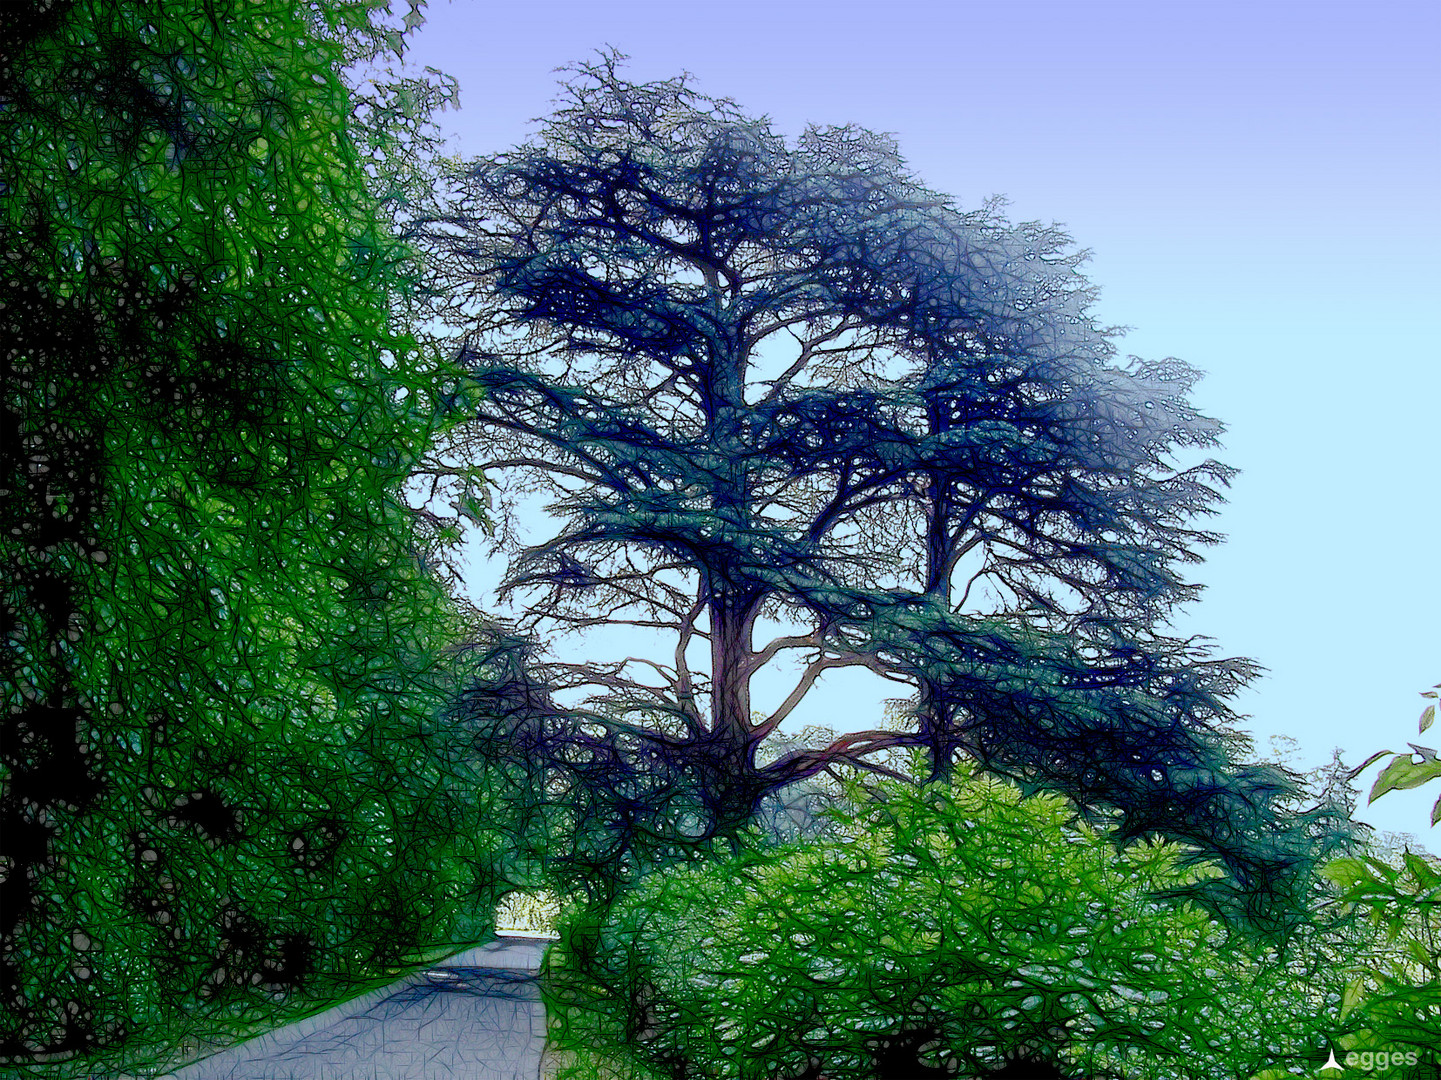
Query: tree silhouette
426,52,1353,923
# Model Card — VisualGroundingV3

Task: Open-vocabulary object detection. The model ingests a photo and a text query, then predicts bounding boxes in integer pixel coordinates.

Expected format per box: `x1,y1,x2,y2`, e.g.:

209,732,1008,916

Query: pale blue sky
399,0,1439,848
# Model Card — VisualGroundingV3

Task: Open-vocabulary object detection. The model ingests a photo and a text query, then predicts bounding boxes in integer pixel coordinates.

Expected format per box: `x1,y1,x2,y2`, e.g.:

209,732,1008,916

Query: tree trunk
920,393,958,783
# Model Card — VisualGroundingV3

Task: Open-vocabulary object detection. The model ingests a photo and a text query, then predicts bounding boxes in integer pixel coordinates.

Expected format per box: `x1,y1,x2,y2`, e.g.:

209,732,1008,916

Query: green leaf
1368,754,1441,802
1421,703,1436,734
1363,855,1402,883
1402,851,1441,889
1322,857,1375,889
1406,938,1438,972
1340,977,1366,1019
456,489,491,527
1432,793,1441,828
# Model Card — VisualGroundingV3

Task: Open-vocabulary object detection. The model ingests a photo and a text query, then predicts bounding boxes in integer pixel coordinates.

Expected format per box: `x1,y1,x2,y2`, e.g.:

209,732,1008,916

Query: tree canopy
1,1,506,1071
425,52,1354,926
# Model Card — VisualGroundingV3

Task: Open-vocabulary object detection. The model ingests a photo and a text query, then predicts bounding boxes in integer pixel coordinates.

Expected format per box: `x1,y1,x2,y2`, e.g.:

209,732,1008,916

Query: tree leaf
1421,703,1436,734
456,489,491,527
1321,857,1374,889
1368,754,1441,802
1363,855,1402,883
1340,977,1366,1020
1402,851,1441,889
1406,938,1438,972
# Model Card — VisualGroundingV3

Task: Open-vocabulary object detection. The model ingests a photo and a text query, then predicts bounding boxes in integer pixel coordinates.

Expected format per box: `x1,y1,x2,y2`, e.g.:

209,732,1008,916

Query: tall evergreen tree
427,53,1353,925
1,1,504,1070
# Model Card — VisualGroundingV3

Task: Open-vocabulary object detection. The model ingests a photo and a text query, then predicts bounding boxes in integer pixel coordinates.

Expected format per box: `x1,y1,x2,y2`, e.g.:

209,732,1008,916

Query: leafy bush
1320,683,1441,1072
1319,846,1441,1066
543,761,1344,1079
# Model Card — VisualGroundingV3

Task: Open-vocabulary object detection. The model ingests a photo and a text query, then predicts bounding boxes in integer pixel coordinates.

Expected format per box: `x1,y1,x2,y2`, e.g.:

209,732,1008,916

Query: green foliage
1320,848,1441,1060
1,1,506,1073
543,762,1345,1080
1323,685,1441,1069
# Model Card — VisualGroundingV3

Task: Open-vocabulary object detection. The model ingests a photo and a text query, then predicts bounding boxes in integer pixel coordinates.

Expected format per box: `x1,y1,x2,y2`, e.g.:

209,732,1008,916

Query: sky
395,0,1440,850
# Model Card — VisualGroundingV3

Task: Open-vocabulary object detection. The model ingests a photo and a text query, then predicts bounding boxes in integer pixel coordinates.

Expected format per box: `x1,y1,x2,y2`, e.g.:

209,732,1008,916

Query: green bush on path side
543,761,1347,1080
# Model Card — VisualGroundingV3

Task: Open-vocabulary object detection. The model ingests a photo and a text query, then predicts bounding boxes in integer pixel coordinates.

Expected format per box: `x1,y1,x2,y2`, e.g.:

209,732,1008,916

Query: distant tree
1,1,506,1071
427,53,1353,924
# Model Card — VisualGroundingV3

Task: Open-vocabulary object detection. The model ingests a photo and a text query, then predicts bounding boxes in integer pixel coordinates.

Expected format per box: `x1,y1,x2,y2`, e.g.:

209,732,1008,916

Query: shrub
544,761,1342,1079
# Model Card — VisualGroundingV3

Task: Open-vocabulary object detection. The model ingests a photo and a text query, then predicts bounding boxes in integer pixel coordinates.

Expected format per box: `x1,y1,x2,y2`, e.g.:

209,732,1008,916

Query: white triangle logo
1320,1049,1344,1072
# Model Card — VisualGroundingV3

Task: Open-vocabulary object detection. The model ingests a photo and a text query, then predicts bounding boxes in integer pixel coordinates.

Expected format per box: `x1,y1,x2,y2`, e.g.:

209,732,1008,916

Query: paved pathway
165,937,552,1080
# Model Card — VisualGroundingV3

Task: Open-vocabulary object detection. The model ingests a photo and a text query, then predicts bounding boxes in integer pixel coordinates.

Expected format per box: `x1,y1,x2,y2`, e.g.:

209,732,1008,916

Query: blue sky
399,0,1440,848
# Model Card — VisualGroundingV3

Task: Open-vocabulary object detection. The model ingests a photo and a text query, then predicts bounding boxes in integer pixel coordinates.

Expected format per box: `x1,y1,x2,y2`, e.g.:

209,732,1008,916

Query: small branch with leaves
1348,683,1441,828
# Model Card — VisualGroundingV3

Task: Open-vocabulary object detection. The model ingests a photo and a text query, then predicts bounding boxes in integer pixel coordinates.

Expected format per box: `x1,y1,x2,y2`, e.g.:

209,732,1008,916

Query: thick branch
754,650,910,741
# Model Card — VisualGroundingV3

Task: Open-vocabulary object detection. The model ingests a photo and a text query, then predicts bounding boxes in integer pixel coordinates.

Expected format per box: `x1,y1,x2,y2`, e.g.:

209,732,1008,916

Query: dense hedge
1,2,508,1073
